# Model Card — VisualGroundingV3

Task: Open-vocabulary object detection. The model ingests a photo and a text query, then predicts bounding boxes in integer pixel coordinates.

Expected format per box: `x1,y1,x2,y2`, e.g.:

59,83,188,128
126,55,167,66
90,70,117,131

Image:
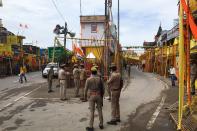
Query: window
0,35,7,43
91,23,97,33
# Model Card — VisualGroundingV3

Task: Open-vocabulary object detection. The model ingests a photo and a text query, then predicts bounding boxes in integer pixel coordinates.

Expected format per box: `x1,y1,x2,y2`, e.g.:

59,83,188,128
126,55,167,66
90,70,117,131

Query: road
0,67,176,131
0,71,44,92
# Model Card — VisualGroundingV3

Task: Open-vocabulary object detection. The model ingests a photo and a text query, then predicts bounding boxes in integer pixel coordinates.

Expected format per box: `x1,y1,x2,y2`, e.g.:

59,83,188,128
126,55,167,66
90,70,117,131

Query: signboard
48,47,64,60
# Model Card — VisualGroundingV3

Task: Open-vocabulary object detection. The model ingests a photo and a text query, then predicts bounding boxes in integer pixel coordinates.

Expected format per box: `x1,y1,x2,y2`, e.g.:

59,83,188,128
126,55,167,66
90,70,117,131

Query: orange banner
181,0,197,40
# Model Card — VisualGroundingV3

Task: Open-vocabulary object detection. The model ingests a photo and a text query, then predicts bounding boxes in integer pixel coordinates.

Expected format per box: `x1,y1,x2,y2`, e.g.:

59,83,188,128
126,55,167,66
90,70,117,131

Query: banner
181,0,197,40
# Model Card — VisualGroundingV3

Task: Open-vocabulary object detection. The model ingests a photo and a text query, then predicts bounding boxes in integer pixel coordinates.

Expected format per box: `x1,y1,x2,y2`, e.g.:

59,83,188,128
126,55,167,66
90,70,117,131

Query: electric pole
0,0,3,7
53,22,75,63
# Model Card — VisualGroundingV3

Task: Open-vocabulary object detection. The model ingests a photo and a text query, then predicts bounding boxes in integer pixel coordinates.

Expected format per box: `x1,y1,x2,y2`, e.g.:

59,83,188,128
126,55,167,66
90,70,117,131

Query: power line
51,0,65,21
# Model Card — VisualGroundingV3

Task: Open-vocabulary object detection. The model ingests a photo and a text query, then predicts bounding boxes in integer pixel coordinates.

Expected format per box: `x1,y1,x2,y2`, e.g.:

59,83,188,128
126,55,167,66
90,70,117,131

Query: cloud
0,0,178,49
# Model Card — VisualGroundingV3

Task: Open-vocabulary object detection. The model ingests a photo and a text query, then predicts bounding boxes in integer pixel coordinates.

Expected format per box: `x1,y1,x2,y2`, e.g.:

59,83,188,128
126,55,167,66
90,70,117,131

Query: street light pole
0,0,3,7
64,22,68,49
53,22,75,63
118,0,120,43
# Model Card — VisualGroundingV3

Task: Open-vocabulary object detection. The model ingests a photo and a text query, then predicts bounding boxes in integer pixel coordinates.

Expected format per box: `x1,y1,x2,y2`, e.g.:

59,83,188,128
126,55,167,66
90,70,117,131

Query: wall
81,22,105,47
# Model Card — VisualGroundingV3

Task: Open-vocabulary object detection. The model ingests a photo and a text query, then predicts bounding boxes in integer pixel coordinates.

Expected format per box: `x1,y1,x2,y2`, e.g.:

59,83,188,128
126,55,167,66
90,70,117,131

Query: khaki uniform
191,63,197,94
84,75,104,128
107,72,121,121
80,68,86,98
73,68,80,96
58,69,66,100
47,68,54,91
107,72,112,99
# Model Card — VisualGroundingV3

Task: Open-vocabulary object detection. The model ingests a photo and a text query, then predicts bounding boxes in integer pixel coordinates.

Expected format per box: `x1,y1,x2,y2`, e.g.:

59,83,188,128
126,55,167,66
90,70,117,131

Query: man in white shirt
169,65,176,87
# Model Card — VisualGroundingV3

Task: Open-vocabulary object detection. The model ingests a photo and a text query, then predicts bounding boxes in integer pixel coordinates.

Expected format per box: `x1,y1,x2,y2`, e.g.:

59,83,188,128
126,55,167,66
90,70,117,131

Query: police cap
91,67,97,72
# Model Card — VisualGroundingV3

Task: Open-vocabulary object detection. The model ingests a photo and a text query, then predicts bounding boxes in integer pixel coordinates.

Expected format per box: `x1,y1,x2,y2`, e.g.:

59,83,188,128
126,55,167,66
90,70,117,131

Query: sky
0,0,178,50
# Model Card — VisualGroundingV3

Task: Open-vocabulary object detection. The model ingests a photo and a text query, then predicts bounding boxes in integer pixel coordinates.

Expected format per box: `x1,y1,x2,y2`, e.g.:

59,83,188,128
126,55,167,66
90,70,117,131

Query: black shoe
99,125,104,129
107,120,117,125
48,90,53,93
86,127,94,131
116,119,121,122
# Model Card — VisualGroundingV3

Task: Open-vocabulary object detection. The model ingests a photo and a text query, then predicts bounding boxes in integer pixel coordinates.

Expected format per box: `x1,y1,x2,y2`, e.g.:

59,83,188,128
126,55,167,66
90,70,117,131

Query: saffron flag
25,24,28,29
19,24,23,27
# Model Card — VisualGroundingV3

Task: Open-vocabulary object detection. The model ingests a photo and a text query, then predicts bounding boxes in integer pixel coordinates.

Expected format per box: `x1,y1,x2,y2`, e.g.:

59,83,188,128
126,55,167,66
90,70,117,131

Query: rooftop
80,15,106,23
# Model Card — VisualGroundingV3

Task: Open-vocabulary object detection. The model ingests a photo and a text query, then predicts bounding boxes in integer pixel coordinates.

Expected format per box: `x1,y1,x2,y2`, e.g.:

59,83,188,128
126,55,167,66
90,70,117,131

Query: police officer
47,66,54,93
94,64,104,106
73,64,80,97
84,67,104,131
58,64,67,100
80,64,86,99
107,63,121,125
191,60,197,95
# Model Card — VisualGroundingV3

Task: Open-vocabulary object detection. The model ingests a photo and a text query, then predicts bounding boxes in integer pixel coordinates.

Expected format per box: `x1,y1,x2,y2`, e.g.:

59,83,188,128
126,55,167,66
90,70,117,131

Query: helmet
91,67,97,72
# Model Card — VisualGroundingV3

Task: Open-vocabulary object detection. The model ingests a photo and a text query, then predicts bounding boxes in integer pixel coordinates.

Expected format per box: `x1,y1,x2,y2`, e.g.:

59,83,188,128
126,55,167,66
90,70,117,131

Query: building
80,15,118,75
80,15,116,61
80,15,106,47
0,19,25,76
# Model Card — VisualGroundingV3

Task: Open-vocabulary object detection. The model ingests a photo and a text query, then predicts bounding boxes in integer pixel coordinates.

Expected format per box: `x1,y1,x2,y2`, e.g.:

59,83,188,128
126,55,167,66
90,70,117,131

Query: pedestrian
19,65,27,83
191,60,197,95
84,67,104,131
169,65,176,87
107,63,121,125
80,64,87,99
47,66,54,93
73,64,80,97
58,64,67,100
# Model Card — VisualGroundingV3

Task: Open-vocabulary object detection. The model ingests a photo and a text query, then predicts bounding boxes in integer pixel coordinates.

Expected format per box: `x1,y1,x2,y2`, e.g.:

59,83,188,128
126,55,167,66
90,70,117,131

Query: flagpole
178,1,184,130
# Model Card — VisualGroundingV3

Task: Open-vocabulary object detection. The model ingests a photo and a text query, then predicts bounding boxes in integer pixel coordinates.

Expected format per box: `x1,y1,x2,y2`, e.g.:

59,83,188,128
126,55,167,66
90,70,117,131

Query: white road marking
146,95,166,130
4,103,12,107
24,97,60,100
0,85,42,112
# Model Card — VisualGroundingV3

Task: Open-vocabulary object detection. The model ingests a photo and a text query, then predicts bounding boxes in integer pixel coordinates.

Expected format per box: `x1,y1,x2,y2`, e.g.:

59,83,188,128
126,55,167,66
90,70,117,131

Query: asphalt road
0,71,45,92
0,67,176,131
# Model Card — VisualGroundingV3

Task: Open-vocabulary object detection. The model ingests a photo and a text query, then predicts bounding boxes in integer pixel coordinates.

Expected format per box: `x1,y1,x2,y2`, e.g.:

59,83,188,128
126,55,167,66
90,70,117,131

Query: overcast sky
0,0,178,49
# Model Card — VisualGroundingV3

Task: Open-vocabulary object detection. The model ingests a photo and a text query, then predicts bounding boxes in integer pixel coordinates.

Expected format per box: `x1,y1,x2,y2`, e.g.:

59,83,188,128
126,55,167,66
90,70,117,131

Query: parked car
42,63,59,78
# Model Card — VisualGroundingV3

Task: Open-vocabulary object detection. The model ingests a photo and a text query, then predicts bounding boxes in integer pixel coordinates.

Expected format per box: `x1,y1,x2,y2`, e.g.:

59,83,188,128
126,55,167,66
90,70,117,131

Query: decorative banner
72,40,84,57
181,0,197,40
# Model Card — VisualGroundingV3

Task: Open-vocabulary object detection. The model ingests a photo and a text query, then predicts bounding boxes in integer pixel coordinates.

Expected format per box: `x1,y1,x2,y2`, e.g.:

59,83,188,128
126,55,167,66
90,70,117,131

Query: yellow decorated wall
84,47,104,60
